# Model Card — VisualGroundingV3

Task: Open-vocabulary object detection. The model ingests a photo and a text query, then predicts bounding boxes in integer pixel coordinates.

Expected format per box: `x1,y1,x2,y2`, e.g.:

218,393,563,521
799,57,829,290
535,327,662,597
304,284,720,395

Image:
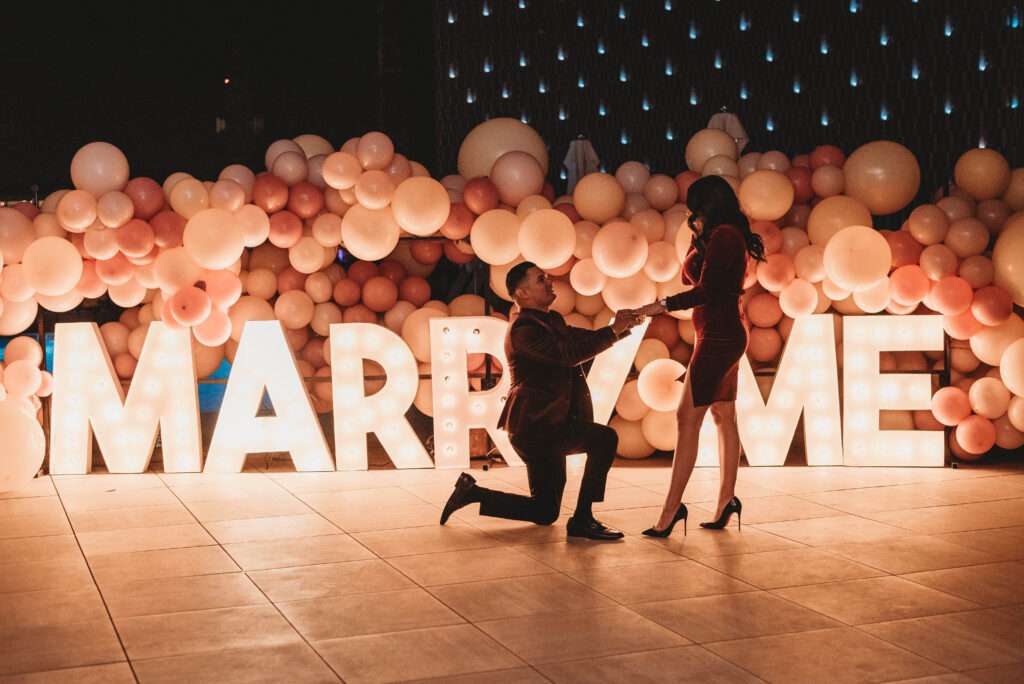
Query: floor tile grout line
49,475,141,684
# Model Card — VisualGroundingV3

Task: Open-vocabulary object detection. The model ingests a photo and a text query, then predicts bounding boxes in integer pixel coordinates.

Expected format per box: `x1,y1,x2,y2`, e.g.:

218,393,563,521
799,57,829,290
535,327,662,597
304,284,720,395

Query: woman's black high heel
642,504,688,537
700,497,742,530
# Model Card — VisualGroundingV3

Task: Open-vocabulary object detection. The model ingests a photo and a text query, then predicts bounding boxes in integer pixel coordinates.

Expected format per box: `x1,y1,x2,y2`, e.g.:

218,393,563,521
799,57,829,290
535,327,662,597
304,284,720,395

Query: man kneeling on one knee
439,261,643,540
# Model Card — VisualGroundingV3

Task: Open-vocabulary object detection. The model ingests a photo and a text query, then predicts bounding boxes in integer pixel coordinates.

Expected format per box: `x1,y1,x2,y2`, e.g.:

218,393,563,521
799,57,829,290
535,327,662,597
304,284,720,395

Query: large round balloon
592,221,648,278
518,209,575,269
573,173,626,224
70,142,130,196
684,128,738,172
954,148,1011,201
457,118,549,179
183,209,245,271
341,205,401,261
823,225,892,292
737,170,794,221
470,209,521,265
0,298,39,336
842,141,920,215
391,177,450,236
992,214,1024,306
0,401,46,493
636,358,685,411
21,236,83,296
806,196,873,245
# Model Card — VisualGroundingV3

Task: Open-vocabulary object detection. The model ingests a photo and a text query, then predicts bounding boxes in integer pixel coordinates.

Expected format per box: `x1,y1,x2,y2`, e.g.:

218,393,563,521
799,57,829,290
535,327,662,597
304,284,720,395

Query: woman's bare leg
654,376,710,530
709,400,741,519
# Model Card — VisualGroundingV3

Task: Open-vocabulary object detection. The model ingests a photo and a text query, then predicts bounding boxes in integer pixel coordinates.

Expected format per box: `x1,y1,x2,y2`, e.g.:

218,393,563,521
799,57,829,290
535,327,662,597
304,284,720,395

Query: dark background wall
434,0,1023,212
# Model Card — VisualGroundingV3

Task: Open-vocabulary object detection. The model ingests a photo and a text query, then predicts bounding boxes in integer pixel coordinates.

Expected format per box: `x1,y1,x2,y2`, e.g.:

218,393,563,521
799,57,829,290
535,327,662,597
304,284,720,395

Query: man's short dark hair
505,261,537,300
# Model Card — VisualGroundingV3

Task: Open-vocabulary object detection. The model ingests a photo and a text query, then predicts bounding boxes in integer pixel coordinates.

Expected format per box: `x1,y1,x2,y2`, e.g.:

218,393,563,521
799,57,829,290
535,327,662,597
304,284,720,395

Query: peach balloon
643,241,680,283
756,253,796,292
106,279,145,308
490,151,545,207
573,220,601,259
806,196,872,245
288,236,326,275
183,208,244,271
886,230,925,267
3,360,42,396
685,128,738,172
251,174,289,213
956,415,996,455
519,209,575,269
615,381,648,421
95,253,135,286
0,298,38,336
919,244,958,280
944,218,989,257
354,170,395,209
634,339,670,371
637,358,685,411
969,376,1011,419
75,260,106,299
642,175,678,211
998,338,1024,398
150,210,186,248
810,165,845,197
779,278,817,317
96,191,134,228
469,209,521,265
70,141,129,196
274,290,315,329
2,337,43,366
169,286,212,326
0,264,33,302
573,173,626,224
889,265,930,305
602,272,657,311
737,153,760,179
341,205,401,261
747,326,782,363
303,272,333,304
153,246,204,293
906,204,949,245
747,293,783,327
971,286,1013,326
615,161,651,194
169,178,209,219
54,190,98,233
592,221,648,278
21,236,83,296
738,170,794,221
852,276,891,313
794,244,826,283
1003,168,1024,212
355,132,395,170
991,216,1024,306
458,118,549,179
751,221,782,255
265,139,304,170
822,225,892,292
970,314,1024,365
218,165,256,202
271,151,308,185
321,151,362,190
959,255,994,290
930,276,973,315
843,140,920,215
203,270,243,310
954,148,1011,200
391,177,450,237
569,258,607,296
362,276,399,312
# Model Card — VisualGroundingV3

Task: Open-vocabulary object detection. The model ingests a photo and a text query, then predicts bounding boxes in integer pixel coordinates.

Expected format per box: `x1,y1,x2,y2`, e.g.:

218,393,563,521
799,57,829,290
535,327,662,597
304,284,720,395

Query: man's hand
636,301,665,316
611,309,643,335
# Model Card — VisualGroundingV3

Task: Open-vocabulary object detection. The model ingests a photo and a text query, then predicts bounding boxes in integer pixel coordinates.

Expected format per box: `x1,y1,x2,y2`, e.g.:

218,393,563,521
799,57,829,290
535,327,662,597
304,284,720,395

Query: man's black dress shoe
440,472,477,525
566,517,624,540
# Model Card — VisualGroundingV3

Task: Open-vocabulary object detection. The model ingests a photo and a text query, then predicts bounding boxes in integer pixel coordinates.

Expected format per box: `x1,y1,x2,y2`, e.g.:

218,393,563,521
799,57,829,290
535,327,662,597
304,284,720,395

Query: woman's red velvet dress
664,224,749,407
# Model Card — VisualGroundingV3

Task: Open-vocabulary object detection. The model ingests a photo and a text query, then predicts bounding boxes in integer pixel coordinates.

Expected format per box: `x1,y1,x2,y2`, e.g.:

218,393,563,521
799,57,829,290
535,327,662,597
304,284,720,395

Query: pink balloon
362,276,399,313
203,270,243,310
3,360,42,396
116,219,156,258
930,276,973,315
95,253,136,286
747,326,783,363
751,221,782,255
756,253,796,291
971,286,1013,326
918,244,958,280
885,230,925,268
889,265,931,305
169,286,212,326
113,353,138,379
746,293,783,327
955,415,996,455
944,308,985,340
931,387,971,426
193,306,231,346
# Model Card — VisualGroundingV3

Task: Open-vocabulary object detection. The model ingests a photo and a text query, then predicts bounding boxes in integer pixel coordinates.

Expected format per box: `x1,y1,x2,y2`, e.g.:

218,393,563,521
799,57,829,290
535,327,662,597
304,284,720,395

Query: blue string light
689,21,698,39
979,135,986,149
483,58,492,73
714,51,723,69
849,69,859,86
597,39,606,54
820,36,829,54
642,96,651,111
538,78,546,93
576,11,584,27
619,67,628,82
664,0,672,10
519,52,527,67
740,82,748,100
558,106,567,120
447,10,456,23
557,46,565,61
501,84,510,99
641,31,649,47
849,0,859,12
792,4,801,22
739,13,750,31
518,0,526,8
665,126,674,141
944,96,953,114
1011,7,1020,28
911,59,920,80
618,3,627,19
665,59,674,76
880,26,888,46
944,16,953,37
482,2,490,17
820,109,829,126
577,74,586,88
620,128,629,145
793,76,801,94
598,101,606,116
689,88,699,105
559,169,567,181
978,50,988,71
448,64,457,79
765,44,774,62
466,89,475,104
880,102,889,121
520,112,529,124
766,114,775,131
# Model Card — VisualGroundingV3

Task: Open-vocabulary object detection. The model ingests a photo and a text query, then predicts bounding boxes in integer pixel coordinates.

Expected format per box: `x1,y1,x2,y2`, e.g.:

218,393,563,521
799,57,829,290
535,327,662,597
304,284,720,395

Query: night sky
0,2,417,197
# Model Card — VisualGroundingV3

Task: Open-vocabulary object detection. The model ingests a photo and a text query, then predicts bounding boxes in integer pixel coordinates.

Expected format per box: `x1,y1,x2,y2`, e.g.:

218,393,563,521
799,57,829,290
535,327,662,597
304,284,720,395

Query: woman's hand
637,301,665,316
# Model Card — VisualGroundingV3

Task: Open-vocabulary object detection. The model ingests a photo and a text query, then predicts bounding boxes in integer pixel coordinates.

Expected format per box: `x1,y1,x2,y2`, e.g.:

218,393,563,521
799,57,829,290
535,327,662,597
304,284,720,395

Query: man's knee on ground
533,507,561,526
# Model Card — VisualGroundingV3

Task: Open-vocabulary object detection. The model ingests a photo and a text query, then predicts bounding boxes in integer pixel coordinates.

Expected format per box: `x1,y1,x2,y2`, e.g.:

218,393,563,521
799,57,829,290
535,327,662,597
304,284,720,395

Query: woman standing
636,175,765,536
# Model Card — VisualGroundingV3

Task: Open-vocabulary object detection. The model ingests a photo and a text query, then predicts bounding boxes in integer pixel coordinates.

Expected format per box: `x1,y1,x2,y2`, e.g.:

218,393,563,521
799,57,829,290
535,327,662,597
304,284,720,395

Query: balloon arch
2,119,1023,490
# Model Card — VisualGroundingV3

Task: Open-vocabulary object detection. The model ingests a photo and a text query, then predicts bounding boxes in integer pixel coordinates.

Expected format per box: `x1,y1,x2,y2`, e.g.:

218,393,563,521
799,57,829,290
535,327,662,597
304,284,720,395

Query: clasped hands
611,300,665,335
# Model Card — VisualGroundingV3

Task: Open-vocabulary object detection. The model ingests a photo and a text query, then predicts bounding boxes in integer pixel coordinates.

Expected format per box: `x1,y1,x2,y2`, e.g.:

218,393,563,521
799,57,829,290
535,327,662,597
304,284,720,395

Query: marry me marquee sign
48,313,945,476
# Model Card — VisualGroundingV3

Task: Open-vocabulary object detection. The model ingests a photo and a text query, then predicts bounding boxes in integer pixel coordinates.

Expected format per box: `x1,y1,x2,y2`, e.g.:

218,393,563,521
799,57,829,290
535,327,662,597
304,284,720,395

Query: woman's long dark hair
685,175,766,263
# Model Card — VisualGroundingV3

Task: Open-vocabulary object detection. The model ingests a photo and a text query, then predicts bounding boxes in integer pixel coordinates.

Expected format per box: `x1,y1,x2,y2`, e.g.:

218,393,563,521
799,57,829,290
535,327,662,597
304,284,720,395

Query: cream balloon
183,209,245,271
592,221,648,277
843,140,921,215
340,205,401,261
470,209,521,265
685,128,738,172
70,142,130,196
991,215,1024,306
518,209,575,269
391,177,450,236
21,236,83,296
457,118,549,179
822,225,892,292
970,314,1024,366
807,196,873,245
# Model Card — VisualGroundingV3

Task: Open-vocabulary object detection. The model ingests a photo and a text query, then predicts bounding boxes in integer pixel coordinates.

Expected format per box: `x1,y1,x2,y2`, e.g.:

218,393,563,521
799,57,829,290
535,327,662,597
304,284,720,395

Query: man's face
516,266,556,309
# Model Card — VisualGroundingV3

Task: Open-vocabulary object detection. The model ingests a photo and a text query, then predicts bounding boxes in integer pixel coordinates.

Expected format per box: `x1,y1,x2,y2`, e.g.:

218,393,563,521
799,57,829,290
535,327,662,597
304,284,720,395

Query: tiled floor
2,458,1024,683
